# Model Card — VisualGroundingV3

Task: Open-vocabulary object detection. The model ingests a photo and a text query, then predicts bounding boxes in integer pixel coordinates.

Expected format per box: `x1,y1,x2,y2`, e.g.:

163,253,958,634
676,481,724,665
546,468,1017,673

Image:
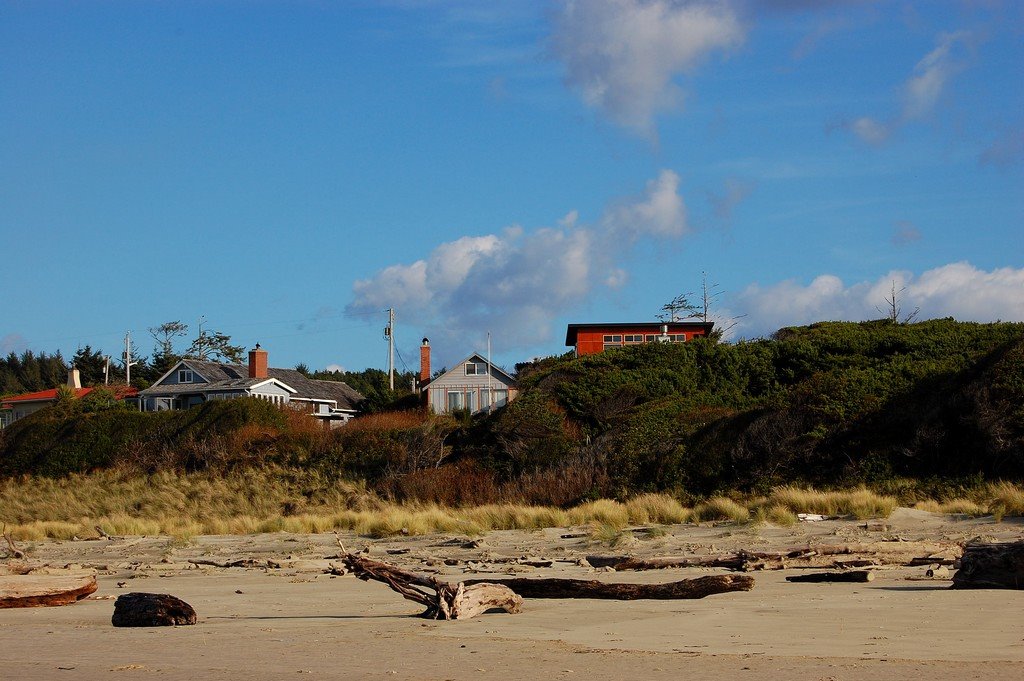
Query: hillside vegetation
1,319,1022,508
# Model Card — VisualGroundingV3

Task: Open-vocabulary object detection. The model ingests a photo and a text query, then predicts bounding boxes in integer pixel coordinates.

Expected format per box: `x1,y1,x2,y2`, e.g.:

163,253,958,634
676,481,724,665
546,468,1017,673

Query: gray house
139,346,363,426
418,339,517,415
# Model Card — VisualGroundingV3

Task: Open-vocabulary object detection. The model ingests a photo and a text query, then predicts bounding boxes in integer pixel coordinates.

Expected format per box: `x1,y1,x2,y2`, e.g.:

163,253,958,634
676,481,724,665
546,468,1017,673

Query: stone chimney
67,366,82,389
419,338,431,385
248,343,268,379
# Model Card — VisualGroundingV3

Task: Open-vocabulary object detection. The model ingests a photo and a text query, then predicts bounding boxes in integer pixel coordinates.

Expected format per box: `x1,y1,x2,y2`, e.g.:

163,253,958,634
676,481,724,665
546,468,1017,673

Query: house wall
427,357,516,415
1,401,51,423
573,324,710,356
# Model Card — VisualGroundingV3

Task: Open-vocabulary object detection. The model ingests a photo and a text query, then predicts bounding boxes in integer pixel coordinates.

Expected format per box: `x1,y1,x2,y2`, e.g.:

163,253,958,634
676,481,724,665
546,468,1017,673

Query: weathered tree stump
952,541,1024,589
111,592,197,627
342,553,522,620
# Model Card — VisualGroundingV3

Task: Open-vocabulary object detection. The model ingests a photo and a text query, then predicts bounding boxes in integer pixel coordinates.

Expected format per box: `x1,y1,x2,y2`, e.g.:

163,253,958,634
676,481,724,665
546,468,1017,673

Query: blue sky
2,0,1022,374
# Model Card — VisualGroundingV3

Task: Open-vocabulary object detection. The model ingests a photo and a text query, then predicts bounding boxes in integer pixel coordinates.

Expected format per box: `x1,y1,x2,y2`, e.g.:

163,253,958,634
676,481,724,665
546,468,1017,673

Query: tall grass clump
567,499,629,529
692,496,750,523
768,486,896,519
987,481,1024,520
624,494,690,525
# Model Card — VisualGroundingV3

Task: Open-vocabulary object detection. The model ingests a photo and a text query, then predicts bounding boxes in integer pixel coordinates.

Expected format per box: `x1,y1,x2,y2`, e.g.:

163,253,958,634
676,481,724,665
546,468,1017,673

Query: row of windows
443,388,509,412
601,333,689,350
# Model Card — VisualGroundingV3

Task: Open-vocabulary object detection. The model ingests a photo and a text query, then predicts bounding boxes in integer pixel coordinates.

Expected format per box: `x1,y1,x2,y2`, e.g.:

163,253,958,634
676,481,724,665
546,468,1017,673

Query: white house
418,339,517,415
138,345,364,426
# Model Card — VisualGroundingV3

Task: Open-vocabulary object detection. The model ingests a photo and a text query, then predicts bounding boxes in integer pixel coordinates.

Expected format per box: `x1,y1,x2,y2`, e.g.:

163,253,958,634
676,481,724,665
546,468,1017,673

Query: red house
565,322,715,356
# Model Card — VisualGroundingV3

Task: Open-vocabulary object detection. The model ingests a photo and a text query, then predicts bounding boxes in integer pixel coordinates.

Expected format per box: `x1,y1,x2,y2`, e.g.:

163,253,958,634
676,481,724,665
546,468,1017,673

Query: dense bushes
474,319,1024,496
2,319,1022,504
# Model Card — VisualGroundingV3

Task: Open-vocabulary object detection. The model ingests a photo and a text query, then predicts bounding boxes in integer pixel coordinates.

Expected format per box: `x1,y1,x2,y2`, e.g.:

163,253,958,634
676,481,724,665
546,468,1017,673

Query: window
602,335,623,343
624,334,644,343
447,390,477,412
178,369,193,383
483,388,508,409
465,362,484,376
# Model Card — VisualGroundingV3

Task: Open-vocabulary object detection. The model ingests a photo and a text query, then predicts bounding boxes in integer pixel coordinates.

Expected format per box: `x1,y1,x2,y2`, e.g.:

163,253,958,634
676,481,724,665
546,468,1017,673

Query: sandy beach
3,508,1023,680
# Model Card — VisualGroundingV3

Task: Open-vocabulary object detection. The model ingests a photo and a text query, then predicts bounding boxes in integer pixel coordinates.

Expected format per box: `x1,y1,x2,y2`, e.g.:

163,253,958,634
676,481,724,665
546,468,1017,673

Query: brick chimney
248,343,268,379
67,366,81,389
419,338,431,385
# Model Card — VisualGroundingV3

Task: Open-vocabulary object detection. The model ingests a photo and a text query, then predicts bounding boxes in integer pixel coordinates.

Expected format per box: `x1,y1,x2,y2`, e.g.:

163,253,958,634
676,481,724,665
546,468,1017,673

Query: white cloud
603,168,689,238
847,31,970,144
902,31,968,121
552,0,745,136
325,363,345,373
847,116,891,145
346,170,690,350
734,263,1024,337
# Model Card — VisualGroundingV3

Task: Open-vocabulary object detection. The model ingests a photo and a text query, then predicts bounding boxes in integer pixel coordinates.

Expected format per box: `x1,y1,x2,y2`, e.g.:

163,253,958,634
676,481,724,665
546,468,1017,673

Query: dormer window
178,369,194,383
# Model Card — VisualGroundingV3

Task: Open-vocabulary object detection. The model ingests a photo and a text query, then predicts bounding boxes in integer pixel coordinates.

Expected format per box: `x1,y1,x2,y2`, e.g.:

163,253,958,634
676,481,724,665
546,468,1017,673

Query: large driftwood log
785,570,874,583
344,552,752,612
951,541,1024,590
586,541,961,572
111,593,197,626
342,553,522,620
463,574,754,600
0,572,98,608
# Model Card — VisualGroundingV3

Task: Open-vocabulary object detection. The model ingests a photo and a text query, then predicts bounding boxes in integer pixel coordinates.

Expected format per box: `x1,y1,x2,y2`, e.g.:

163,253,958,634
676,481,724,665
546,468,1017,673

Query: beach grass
2,469,1022,540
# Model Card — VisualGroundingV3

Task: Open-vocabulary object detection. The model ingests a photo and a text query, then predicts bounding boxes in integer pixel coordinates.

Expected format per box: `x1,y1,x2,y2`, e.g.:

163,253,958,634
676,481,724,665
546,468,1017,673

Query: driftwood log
586,542,961,572
951,541,1024,590
463,574,754,600
342,553,753,617
111,592,197,626
785,570,874,583
342,553,522,620
0,571,98,608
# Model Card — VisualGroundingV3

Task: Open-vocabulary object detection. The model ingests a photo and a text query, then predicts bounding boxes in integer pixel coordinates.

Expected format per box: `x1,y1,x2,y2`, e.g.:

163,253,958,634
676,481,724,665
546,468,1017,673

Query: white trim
249,378,298,394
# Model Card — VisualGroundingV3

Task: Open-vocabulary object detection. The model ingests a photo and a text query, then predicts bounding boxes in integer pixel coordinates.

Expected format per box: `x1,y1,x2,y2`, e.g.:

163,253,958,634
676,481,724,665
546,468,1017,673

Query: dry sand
3,508,1023,680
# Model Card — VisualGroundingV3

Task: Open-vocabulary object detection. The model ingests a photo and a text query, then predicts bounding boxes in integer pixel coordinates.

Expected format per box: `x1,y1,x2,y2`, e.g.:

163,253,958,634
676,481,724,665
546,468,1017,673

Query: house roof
140,360,364,412
1,385,138,408
423,352,516,390
565,321,715,346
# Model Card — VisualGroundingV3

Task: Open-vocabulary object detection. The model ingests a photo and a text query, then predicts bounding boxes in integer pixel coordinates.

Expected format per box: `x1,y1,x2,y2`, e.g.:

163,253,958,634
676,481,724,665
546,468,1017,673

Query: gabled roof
422,352,515,390
140,359,364,412
565,321,715,345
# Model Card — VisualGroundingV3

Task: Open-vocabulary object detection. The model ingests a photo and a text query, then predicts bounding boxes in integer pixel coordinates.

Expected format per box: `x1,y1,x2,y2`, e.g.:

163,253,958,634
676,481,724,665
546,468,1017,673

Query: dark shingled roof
140,360,364,412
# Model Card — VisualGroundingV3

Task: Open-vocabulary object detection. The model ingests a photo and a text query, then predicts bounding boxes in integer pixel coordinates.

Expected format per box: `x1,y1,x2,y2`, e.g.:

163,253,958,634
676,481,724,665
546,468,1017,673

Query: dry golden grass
987,481,1024,521
692,496,750,523
624,493,690,525
3,470,1022,540
750,503,798,526
768,486,898,519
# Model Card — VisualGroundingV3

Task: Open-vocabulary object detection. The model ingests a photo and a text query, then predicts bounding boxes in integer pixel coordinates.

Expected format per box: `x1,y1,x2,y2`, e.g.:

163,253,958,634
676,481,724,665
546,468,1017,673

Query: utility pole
103,356,110,385
124,332,138,384
487,331,493,413
385,307,395,391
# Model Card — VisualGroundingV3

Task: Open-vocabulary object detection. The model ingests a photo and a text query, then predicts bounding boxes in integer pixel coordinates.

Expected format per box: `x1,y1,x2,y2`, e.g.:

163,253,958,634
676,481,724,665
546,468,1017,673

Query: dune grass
2,469,1022,541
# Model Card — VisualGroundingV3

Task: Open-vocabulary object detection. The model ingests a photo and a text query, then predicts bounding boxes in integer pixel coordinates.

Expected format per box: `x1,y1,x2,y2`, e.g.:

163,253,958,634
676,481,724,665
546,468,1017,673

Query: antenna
487,331,493,413
124,332,138,384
